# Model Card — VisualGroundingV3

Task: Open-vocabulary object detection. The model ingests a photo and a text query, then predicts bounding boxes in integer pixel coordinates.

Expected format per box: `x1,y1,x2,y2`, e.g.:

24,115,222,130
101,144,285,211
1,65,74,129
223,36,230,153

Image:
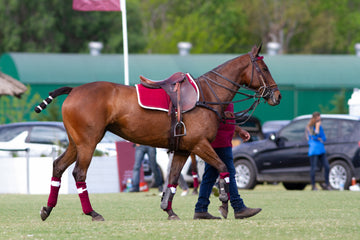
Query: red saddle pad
136,73,199,112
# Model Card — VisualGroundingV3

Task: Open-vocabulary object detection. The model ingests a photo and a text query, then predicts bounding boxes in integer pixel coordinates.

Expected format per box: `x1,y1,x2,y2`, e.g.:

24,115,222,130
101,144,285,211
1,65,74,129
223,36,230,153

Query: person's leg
215,147,261,219
194,162,218,213
309,155,318,190
147,146,163,189
320,153,330,186
190,154,199,194
131,146,145,191
178,174,188,190
215,147,245,212
179,174,189,196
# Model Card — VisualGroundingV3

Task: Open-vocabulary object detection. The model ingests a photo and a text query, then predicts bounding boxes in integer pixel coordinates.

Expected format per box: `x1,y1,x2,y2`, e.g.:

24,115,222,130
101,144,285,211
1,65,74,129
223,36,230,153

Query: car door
255,119,310,174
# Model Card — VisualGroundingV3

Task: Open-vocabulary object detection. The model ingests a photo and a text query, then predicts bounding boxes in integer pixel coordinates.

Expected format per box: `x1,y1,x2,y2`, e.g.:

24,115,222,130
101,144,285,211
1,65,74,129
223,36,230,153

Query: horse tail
34,87,73,113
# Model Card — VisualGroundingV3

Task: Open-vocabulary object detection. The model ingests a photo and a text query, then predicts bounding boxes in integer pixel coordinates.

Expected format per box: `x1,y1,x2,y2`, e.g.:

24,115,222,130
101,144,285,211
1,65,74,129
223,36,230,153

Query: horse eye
263,67,268,72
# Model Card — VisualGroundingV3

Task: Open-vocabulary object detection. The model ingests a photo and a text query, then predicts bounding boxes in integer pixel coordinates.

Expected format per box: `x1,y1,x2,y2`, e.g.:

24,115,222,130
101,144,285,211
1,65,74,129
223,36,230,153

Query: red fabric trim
219,172,230,179
47,177,61,207
136,84,171,111
76,182,93,214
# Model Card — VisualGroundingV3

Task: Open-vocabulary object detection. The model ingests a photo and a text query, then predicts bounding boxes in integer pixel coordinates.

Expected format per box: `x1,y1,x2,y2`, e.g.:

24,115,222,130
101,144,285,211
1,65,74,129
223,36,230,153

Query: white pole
120,0,129,85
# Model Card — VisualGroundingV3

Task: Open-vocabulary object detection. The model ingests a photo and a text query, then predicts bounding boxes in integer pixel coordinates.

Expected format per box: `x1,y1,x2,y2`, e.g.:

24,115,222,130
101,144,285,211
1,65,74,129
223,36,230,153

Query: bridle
195,52,279,124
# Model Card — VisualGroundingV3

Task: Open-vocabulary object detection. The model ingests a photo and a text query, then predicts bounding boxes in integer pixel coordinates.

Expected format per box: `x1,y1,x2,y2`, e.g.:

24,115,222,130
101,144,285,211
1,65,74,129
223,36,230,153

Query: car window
0,126,29,141
321,119,338,141
338,120,357,140
28,126,68,144
279,119,308,142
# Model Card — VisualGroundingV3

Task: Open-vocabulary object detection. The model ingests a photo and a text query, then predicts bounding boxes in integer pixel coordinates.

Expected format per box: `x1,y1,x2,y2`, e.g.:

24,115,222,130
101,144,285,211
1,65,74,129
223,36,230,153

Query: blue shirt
308,125,326,156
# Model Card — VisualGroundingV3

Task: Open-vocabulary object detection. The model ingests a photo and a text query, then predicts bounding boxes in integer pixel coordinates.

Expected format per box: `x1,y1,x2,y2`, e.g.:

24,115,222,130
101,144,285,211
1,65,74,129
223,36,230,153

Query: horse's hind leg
72,145,104,221
41,143,77,221
161,151,189,220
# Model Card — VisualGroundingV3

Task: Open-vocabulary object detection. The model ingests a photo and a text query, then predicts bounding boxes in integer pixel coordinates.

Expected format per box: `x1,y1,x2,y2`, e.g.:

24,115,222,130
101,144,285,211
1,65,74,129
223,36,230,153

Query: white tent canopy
0,72,27,98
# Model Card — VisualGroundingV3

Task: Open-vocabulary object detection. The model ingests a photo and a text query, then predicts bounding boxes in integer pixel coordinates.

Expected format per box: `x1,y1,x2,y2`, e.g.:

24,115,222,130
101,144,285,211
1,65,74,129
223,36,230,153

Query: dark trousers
310,153,330,186
195,147,246,213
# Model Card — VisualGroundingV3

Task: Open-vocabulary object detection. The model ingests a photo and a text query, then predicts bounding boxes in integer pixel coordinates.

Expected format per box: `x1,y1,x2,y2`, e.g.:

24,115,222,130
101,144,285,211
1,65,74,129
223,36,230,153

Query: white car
0,121,123,158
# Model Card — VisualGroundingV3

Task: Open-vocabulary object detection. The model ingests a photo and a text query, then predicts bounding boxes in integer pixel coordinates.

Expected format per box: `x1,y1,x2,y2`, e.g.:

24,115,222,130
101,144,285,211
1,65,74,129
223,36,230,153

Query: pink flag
73,0,121,11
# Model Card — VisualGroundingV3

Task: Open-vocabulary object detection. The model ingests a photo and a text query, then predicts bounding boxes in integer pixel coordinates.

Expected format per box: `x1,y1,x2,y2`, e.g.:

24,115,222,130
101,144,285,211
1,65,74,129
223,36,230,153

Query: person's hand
224,111,235,119
235,126,250,142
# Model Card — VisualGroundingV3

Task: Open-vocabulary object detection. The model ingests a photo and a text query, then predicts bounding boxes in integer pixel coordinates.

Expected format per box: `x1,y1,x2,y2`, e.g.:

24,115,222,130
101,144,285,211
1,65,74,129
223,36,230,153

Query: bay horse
36,45,281,221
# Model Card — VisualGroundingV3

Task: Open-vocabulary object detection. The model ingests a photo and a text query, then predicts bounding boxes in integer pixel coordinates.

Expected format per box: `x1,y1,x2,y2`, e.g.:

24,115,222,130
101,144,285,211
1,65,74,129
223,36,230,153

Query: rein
195,53,276,125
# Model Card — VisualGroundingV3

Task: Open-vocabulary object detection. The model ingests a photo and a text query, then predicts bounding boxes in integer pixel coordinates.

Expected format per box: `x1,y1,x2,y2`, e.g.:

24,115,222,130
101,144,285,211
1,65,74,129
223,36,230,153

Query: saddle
140,72,198,150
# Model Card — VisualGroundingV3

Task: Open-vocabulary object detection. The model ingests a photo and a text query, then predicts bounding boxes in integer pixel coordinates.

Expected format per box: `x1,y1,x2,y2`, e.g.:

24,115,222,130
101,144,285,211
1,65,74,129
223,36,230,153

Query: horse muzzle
265,89,281,106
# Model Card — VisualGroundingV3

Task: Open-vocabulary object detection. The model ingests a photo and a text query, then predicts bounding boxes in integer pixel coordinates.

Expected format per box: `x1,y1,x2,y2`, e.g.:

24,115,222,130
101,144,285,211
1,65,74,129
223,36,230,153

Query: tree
319,89,348,114
0,0,146,54
241,0,312,54
140,0,256,53
0,86,43,124
1,0,359,55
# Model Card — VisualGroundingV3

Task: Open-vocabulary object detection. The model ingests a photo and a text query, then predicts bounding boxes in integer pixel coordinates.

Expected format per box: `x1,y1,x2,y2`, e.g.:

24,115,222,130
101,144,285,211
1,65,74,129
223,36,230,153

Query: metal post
25,148,30,194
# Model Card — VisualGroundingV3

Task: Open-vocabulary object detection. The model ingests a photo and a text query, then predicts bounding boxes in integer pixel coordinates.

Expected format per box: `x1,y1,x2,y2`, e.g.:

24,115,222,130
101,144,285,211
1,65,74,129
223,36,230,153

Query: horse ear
256,42,263,55
251,45,258,56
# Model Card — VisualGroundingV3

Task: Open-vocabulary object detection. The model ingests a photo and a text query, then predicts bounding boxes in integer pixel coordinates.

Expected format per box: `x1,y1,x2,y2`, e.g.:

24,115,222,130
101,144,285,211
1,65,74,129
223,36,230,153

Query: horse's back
61,82,135,138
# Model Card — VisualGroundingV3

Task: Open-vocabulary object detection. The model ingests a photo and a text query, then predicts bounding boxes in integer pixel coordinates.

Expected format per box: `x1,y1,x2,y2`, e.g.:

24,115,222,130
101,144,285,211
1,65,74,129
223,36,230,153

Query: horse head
244,44,281,106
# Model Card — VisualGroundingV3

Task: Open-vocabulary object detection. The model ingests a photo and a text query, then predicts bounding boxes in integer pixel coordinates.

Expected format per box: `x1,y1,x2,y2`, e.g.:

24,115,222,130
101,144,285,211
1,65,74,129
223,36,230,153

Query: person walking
305,112,331,191
193,103,262,219
129,144,163,192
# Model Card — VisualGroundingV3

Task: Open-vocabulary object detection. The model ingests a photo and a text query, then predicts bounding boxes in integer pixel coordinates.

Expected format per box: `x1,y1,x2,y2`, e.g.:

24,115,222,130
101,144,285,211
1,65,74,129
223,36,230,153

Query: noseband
195,53,278,124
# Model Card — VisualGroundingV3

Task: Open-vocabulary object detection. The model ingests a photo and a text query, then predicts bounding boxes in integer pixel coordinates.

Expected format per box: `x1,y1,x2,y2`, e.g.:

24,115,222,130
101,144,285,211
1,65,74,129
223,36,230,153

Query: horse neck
197,55,249,105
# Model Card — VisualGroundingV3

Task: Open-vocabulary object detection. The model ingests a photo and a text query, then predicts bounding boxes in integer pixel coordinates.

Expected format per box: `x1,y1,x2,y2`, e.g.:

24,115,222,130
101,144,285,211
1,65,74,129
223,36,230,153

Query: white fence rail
0,149,119,194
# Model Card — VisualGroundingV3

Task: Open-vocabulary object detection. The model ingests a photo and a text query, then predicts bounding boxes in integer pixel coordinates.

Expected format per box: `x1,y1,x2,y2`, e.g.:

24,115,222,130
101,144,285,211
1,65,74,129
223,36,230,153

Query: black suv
233,114,360,190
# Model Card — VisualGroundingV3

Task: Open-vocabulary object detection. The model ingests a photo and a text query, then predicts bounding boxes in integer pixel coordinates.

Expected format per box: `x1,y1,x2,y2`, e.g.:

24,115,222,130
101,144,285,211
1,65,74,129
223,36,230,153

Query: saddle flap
136,73,199,113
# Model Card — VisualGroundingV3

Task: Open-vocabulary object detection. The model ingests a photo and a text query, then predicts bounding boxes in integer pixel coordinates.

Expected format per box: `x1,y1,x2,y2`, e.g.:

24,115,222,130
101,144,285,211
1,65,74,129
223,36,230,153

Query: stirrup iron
174,121,186,137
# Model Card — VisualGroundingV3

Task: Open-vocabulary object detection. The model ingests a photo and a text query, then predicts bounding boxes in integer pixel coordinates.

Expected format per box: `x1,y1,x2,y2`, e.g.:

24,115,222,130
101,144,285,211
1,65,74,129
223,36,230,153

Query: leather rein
194,53,278,124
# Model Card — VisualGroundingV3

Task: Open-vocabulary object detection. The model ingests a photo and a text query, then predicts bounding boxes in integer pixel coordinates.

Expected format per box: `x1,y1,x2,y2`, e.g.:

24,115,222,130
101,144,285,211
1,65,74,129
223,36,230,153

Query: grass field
0,184,359,240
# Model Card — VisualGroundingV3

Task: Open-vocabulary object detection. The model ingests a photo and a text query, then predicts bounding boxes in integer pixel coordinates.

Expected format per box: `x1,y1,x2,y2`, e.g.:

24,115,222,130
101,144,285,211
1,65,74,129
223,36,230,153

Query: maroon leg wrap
76,182,94,214
219,172,230,199
192,172,199,188
47,177,61,207
166,184,177,210
219,172,230,180
160,184,178,210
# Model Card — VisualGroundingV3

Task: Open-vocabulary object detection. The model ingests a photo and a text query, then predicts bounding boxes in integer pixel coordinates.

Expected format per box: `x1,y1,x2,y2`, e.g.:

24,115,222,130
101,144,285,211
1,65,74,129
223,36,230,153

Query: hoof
218,202,228,219
168,215,180,220
88,211,105,221
165,209,180,220
92,215,105,221
40,206,52,221
219,193,228,202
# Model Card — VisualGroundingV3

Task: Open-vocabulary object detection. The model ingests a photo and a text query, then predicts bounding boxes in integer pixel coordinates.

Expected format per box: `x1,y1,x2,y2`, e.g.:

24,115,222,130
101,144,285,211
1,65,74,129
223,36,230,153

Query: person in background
164,151,190,196
129,144,163,192
190,153,199,195
162,152,199,196
193,103,262,220
305,112,331,191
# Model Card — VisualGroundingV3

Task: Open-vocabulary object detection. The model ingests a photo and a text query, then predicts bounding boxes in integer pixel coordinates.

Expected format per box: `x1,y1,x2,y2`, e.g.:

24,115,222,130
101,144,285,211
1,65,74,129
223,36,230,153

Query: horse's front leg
160,151,189,220
192,140,230,203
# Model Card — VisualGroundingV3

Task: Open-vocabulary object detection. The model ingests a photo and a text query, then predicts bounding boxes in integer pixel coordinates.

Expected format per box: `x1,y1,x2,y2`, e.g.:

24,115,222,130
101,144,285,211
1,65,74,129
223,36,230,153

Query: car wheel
234,159,256,189
282,182,307,190
329,160,351,190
